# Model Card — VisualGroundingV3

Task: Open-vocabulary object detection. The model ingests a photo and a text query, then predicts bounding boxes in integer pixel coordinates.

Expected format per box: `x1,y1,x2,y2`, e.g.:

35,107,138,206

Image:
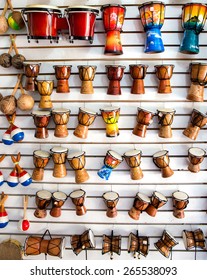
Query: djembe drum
183,109,207,140
23,62,41,91
187,147,206,173
77,65,97,94
154,64,174,93
157,108,176,138
128,232,149,258
67,151,89,183
36,80,54,109
98,150,123,180
53,65,72,93
0,239,23,260
129,64,148,94
128,192,150,220
100,106,120,137
102,231,121,260
101,4,126,55
32,150,51,181
133,107,155,138
51,108,70,138
71,229,96,255
172,191,189,219
105,65,125,95
187,63,207,102
154,230,179,258
153,150,174,178
34,190,52,218
50,146,68,178
183,228,206,251
31,110,51,139
123,149,143,180
145,191,168,217
102,191,119,218
179,3,207,54
73,107,97,139
139,1,165,53
69,189,87,216
50,191,68,218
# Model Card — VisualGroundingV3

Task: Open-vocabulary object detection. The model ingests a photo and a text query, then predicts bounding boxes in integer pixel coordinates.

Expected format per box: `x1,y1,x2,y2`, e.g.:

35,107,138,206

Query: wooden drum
0,239,23,260
69,189,87,216
128,232,149,258
31,110,51,139
157,108,176,138
154,64,174,93
32,150,50,181
123,149,143,180
153,150,174,178
100,106,120,137
102,231,121,259
78,65,97,94
50,146,68,178
50,191,68,218
145,191,168,217
51,108,71,138
34,190,52,218
154,230,178,258
172,191,189,219
67,151,89,183
53,65,72,93
23,62,41,91
102,191,119,218
71,229,96,255
188,147,206,173
133,107,155,138
129,64,148,94
182,228,206,251
128,192,150,220
36,80,54,109
105,65,125,95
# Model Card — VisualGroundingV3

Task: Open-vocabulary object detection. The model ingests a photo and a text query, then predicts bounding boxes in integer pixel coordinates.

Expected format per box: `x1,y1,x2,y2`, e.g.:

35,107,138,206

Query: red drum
105,65,126,95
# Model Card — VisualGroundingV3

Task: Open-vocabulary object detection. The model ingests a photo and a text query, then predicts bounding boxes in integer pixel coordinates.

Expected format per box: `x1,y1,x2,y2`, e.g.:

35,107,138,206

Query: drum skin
0,239,23,260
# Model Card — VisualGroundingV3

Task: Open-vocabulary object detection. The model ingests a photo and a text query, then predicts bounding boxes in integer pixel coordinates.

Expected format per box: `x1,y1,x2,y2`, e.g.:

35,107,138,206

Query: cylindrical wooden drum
146,191,168,217
182,228,206,250
67,151,89,183
102,232,121,259
23,62,41,91
53,65,72,93
77,65,97,94
157,108,176,138
34,190,52,218
50,146,68,178
154,230,178,258
36,80,54,109
123,149,143,180
129,64,148,94
71,229,96,255
0,239,23,260
128,232,149,258
32,150,50,181
153,150,174,178
50,191,68,218
133,107,155,138
172,191,189,219
105,65,126,95
102,191,119,218
69,189,87,216
100,106,120,137
128,192,150,220
31,110,51,139
154,64,174,93
188,147,206,173
51,108,71,138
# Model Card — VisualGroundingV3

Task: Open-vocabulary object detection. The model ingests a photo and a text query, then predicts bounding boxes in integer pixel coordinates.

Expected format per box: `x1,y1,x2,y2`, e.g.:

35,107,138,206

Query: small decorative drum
101,4,126,55
73,107,97,139
50,146,68,178
128,192,150,220
53,65,72,93
102,191,119,218
105,65,126,95
0,239,23,260
154,230,179,258
153,150,174,178
23,62,41,91
102,231,121,259
77,65,97,94
34,190,52,218
123,149,143,180
31,110,51,139
139,1,165,53
188,147,206,173
64,6,99,43
145,191,168,217
67,151,89,184
100,106,120,137
51,108,71,138
71,229,96,255
172,191,189,219
98,150,123,180
133,107,155,138
157,108,176,138
179,3,207,54
69,189,87,216
154,64,174,93
183,109,207,140
50,191,68,218
128,232,149,259
36,80,54,109
32,150,51,181
182,228,206,251
129,64,148,94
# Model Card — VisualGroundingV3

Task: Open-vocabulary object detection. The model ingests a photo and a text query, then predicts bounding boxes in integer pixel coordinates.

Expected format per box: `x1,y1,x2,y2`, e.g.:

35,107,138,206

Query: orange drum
154,230,178,258
133,107,155,138
129,64,148,94
154,64,174,93
100,106,120,137
188,147,206,173
69,189,87,216
145,191,168,217
102,231,121,259
153,150,174,178
51,108,71,138
157,108,176,138
123,149,143,180
172,191,189,219
32,150,50,181
102,191,119,218
31,110,51,139
36,80,54,109
128,192,150,220
77,65,97,94
53,65,72,93
183,228,206,251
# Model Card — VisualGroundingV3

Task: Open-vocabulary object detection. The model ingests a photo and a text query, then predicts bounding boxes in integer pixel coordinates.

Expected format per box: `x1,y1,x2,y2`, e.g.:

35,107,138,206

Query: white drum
32,110,51,117
36,190,52,200
124,149,142,158
188,147,206,157
172,191,189,201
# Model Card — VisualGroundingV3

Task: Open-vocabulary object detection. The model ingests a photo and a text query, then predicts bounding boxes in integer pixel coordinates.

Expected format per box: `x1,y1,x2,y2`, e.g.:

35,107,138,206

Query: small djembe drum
0,239,23,260
128,231,149,259
157,108,176,138
51,108,71,138
53,65,72,93
102,191,119,218
179,3,207,54
69,189,87,216
187,62,207,102
32,150,51,181
154,64,174,93
145,191,168,217
128,192,150,220
153,150,174,178
172,191,189,219
105,65,126,95
36,80,54,109
187,147,206,173
73,107,97,139
67,151,89,184
71,229,96,256
50,191,68,218
23,62,41,91
34,190,52,218
133,107,155,138
182,228,206,251
100,106,120,137
77,65,97,94
50,146,68,178
102,231,121,260
183,109,207,140
123,149,143,180
129,64,148,94
31,110,51,139
154,230,179,258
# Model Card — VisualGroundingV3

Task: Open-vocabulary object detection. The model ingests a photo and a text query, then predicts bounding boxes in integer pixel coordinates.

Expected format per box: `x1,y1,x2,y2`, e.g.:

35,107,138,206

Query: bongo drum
188,147,206,173
128,192,150,220
183,109,207,140
123,149,143,180
31,110,51,139
100,106,120,137
0,239,23,260
102,231,121,259
69,189,87,216
34,190,52,218
128,232,149,258
73,107,97,139
67,151,89,184
179,3,207,54
172,191,189,219
77,65,97,94
50,146,68,178
133,107,155,138
51,108,71,138
105,65,126,95
139,1,165,53
32,150,50,181
145,191,168,217
129,64,148,94
153,150,174,178
101,4,126,55
36,80,54,109
154,64,174,93
98,150,123,180
154,230,179,258
102,191,119,218
182,228,206,250
187,63,207,102
50,191,68,218
71,229,96,255
157,108,176,138
23,62,41,91
53,65,72,93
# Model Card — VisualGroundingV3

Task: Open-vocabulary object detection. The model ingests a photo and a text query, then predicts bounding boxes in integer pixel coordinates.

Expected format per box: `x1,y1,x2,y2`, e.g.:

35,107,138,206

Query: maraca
0,155,6,186
0,192,9,228
18,195,30,231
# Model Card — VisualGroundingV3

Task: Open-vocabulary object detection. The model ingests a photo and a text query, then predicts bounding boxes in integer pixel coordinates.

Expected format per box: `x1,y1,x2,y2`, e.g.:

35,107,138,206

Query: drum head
188,147,206,157
108,150,123,161
103,191,119,201
88,229,96,248
52,108,71,114
127,232,137,252
172,191,189,201
33,150,50,158
32,110,51,116
36,190,52,199
50,146,68,154
163,230,178,246
66,6,99,15
182,230,193,250
25,4,61,13
67,151,85,160
69,189,85,198
157,108,176,114
58,237,66,259
137,107,155,115
0,239,23,260
79,107,97,115
100,106,120,112
53,191,67,201
154,191,167,202
137,192,151,203
153,150,168,158
124,149,142,157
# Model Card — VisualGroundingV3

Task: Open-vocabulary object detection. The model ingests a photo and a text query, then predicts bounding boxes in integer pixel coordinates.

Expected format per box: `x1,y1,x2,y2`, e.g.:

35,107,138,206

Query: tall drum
23,62,41,91
50,146,68,178
100,106,120,137
51,108,71,138
32,150,50,181
129,64,148,94
154,64,174,93
123,149,144,180
53,65,72,93
187,147,206,173
157,108,176,138
105,65,125,95
77,65,97,94
36,80,54,109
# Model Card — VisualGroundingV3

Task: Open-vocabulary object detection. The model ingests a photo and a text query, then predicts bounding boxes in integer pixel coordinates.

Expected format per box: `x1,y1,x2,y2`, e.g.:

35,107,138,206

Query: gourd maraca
18,196,30,231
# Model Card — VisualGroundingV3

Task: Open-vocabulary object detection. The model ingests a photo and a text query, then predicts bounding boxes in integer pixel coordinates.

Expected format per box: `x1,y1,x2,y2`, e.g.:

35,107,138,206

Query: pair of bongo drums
154,230,178,258
102,191,119,218
153,150,174,178
123,149,143,180
128,231,149,259
182,228,206,254
100,106,120,137
187,147,206,173
133,107,155,138
102,231,121,260
172,191,189,219
23,62,41,91
69,189,87,216
71,229,96,255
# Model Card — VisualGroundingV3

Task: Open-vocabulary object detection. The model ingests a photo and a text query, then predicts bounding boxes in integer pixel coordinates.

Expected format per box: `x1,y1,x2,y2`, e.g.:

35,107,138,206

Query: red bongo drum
105,65,125,95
